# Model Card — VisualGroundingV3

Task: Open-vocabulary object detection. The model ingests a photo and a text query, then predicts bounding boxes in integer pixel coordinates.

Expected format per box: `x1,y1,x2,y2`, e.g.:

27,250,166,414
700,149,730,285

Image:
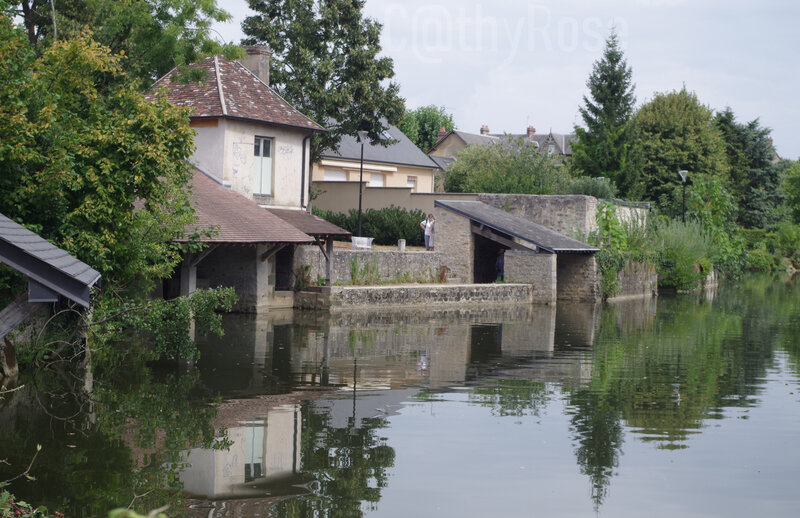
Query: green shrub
312,205,427,246
653,219,713,290
746,244,778,272
568,176,618,199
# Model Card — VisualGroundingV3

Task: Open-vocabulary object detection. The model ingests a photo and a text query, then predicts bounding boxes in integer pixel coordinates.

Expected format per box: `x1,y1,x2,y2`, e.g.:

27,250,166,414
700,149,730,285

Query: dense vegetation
313,206,427,247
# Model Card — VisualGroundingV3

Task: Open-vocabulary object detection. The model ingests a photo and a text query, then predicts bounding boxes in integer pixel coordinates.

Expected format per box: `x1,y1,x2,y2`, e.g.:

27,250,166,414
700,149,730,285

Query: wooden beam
470,224,537,251
190,245,217,268
260,243,288,262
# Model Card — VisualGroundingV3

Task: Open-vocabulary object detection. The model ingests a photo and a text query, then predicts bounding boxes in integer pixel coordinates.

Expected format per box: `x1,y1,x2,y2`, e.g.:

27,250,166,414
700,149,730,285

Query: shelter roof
147,56,324,132
267,209,351,239
0,213,101,307
434,200,598,254
184,170,314,245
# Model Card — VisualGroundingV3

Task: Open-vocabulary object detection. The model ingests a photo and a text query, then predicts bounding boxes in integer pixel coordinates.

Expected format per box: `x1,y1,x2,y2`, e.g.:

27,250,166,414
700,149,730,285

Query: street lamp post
678,170,688,222
357,130,368,237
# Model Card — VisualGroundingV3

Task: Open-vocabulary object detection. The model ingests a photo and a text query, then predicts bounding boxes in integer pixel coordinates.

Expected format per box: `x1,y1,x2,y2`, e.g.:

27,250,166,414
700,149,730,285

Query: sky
212,0,800,160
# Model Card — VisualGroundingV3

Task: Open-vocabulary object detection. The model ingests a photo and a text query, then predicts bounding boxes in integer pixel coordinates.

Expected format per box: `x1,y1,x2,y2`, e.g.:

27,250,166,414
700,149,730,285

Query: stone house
149,47,350,312
313,122,441,193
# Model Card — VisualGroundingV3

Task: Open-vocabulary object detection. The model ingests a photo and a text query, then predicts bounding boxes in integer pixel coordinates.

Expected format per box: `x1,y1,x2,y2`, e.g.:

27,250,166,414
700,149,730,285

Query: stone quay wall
296,283,535,311
293,246,444,286
557,254,601,302
608,259,658,301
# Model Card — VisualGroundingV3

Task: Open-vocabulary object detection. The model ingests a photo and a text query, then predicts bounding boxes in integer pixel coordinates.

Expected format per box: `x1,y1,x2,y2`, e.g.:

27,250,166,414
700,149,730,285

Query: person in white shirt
419,213,435,251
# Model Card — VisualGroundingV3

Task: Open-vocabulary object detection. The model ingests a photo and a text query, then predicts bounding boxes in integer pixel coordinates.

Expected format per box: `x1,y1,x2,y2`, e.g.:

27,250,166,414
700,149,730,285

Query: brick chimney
437,125,448,142
527,125,536,137
480,124,490,135
240,45,272,86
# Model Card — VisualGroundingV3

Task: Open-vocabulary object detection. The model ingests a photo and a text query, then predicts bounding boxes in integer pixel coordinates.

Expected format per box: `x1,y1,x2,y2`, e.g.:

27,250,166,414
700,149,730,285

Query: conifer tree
572,31,636,195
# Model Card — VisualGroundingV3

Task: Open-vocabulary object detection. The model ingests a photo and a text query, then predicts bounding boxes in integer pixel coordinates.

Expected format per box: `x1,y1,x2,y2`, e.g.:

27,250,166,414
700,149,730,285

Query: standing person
420,213,435,251
496,249,505,281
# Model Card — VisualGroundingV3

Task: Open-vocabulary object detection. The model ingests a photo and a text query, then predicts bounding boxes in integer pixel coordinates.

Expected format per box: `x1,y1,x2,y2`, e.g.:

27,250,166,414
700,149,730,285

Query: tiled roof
267,209,351,238
185,170,314,244
147,56,325,132
434,200,598,254
0,213,101,307
321,123,441,170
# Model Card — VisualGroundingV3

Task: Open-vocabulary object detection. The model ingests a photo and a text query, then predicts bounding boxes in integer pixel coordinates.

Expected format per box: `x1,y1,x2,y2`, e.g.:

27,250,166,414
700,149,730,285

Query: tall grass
652,219,713,290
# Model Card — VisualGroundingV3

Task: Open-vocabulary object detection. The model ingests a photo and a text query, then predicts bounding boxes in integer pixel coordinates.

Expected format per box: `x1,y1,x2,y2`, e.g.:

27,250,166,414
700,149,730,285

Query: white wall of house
190,119,226,183
313,159,436,193
191,118,311,209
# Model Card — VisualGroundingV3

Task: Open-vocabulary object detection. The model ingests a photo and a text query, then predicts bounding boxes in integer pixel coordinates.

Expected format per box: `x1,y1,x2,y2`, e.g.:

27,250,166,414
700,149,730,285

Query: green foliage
313,206,427,246
769,222,800,266
349,258,380,285
398,105,455,152
714,108,786,229
630,88,730,203
568,176,619,199
90,287,236,364
571,30,636,196
0,22,202,292
781,159,800,223
591,202,627,251
596,247,626,300
653,219,713,290
444,137,572,194
10,0,238,88
242,0,405,162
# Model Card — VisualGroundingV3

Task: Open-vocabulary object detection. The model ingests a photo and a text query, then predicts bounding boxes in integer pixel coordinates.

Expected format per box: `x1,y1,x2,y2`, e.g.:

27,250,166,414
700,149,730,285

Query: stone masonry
433,205,474,283
505,251,557,304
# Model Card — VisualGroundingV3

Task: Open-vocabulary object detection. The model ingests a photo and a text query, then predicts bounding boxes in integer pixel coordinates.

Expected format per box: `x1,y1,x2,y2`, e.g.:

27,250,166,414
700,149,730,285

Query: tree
0,14,199,291
10,0,237,88
714,108,786,228
444,138,571,194
629,88,729,203
398,105,455,152
571,30,636,195
242,0,405,161
781,159,800,223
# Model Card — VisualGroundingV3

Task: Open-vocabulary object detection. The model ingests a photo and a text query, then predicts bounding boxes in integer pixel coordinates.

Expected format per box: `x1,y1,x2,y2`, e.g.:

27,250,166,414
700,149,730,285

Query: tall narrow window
253,136,273,195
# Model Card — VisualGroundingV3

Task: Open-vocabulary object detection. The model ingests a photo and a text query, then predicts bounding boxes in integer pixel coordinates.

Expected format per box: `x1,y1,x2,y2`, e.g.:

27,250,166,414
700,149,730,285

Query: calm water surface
2,275,800,517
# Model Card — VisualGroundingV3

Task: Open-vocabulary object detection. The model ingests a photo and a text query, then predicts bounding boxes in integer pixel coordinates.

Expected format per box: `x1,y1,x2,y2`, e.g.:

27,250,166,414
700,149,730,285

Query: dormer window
254,136,274,195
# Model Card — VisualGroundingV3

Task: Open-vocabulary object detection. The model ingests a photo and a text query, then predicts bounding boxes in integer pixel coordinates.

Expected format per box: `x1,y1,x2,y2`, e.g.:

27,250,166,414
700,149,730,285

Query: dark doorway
472,233,507,283
275,246,295,291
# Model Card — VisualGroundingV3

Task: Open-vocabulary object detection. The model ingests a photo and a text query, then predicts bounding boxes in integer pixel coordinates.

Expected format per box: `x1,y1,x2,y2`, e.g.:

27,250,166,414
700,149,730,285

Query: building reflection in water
188,300,656,509
180,403,303,499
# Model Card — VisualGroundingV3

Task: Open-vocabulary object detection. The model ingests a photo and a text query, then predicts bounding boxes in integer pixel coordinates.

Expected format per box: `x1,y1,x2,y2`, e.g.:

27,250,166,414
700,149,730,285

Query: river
1,274,799,517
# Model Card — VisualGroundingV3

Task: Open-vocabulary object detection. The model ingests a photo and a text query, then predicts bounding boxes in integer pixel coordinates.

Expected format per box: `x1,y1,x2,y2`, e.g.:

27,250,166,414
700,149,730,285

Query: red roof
147,56,325,132
184,170,314,244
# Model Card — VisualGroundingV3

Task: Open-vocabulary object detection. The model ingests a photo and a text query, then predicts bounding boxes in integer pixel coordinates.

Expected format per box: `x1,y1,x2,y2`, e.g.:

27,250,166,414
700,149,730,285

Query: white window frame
253,136,274,195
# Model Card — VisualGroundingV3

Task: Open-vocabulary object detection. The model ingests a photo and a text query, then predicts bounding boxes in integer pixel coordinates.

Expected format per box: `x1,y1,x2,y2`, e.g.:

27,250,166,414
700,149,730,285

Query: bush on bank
312,205,427,246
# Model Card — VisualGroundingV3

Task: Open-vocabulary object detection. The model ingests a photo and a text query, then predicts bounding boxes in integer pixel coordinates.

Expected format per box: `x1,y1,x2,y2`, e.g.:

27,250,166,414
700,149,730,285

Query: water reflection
4,276,800,516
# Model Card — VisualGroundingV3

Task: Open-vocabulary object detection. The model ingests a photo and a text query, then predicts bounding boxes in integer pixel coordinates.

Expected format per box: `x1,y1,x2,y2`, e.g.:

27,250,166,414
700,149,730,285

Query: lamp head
357,130,369,143
678,170,688,183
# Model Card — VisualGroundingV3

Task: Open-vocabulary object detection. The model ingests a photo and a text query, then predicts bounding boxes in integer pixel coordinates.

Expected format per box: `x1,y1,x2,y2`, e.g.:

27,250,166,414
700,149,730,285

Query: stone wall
556,254,601,302
197,245,274,313
478,194,597,240
434,205,474,283
296,283,535,310
293,246,444,286
505,251,556,304
608,259,657,301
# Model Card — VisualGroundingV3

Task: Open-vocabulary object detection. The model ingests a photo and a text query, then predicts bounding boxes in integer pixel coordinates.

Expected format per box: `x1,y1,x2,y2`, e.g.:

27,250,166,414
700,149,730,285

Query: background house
429,124,575,166
314,123,441,193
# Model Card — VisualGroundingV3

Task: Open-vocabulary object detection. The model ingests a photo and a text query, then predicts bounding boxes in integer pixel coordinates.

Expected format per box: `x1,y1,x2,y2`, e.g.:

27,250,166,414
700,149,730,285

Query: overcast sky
213,0,800,160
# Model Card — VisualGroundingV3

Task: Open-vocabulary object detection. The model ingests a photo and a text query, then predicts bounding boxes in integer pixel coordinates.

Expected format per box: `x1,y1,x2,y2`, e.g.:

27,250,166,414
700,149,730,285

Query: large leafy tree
714,108,785,228
241,0,405,161
398,104,455,152
629,88,729,203
0,13,198,291
571,31,636,195
11,0,236,88
444,138,571,194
